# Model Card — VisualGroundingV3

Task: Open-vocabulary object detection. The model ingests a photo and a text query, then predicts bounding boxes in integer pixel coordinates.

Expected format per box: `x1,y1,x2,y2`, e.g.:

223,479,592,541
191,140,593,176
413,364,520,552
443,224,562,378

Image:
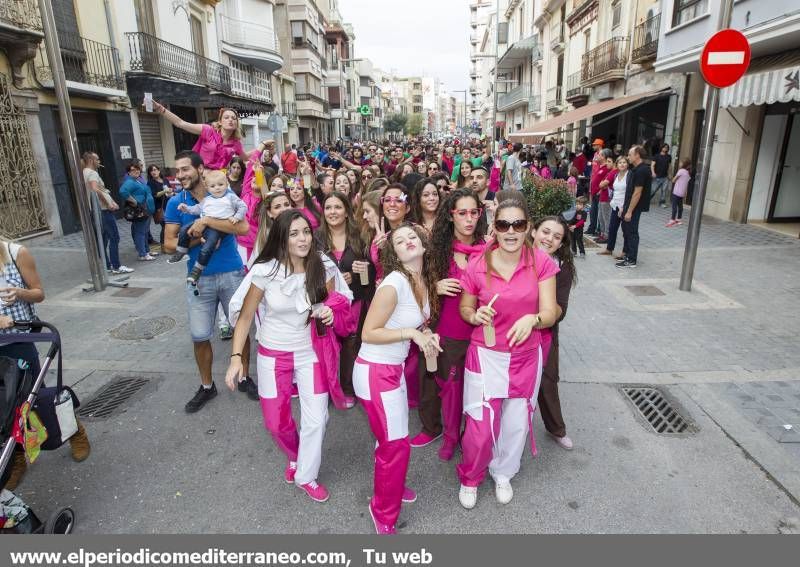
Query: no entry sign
700,29,751,88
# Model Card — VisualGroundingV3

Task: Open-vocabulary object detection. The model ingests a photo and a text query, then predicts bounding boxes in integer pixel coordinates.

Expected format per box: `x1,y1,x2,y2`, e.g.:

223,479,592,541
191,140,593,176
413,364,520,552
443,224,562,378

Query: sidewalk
12,208,800,533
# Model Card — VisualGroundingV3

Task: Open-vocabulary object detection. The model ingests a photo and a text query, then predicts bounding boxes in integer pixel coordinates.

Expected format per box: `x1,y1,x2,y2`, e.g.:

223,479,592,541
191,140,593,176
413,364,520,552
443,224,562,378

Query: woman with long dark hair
227,155,245,197
146,165,172,250
316,192,375,406
413,189,486,460
409,177,441,233
357,223,441,534
532,216,577,451
286,177,322,231
226,210,352,503
456,200,560,509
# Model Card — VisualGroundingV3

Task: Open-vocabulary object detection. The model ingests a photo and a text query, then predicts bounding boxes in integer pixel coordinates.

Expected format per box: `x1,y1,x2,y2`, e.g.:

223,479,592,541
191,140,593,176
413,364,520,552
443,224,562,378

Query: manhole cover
112,287,151,298
625,285,666,297
109,316,176,340
621,386,694,434
77,377,150,420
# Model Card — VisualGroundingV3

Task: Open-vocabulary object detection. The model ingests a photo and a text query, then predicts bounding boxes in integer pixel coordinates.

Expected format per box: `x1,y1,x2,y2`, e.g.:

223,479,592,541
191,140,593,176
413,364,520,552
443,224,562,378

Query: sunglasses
381,195,407,205
494,219,528,233
451,208,482,219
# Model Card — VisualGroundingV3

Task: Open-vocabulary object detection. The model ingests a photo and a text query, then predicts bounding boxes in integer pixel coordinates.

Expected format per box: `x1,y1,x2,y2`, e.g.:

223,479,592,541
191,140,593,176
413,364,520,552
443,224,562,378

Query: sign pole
679,0,736,292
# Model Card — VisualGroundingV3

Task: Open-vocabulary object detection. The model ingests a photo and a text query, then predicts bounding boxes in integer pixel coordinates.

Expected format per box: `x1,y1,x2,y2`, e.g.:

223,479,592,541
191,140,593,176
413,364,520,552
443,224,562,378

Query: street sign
266,113,284,132
358,104,371,116
700,29,751,88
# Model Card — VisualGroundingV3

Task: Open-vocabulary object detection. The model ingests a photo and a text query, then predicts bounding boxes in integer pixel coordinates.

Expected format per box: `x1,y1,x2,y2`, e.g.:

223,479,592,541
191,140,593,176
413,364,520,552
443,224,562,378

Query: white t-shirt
250,260,314,352
358,271,429,365
610,171,628,211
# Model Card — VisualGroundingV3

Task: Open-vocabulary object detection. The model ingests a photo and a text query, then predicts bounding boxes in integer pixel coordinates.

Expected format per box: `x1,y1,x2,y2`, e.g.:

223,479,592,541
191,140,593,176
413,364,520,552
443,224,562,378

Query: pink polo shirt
460,246,559,353
192,124,245,170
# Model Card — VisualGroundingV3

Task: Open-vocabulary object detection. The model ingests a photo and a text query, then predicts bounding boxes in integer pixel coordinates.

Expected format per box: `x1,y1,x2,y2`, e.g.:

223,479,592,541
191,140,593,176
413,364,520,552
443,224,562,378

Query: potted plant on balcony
520,174,574,220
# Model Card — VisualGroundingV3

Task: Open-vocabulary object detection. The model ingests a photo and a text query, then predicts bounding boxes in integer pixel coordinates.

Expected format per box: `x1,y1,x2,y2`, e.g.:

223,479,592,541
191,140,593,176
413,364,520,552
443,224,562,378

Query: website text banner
1,535,798,567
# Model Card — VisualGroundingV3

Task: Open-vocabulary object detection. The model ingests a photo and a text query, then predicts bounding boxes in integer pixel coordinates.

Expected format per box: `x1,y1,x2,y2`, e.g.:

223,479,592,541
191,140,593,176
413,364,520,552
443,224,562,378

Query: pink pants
353,357,409,527
457,345,543,487
257,345,329,485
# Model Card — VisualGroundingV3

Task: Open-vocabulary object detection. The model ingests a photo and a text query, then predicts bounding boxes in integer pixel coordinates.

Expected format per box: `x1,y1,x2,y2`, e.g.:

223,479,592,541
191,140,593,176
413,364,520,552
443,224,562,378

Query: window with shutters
612,1,621,29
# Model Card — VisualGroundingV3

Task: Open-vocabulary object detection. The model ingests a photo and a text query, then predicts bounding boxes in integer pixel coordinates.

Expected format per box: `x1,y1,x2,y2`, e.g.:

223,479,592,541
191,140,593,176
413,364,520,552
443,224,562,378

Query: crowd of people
11,102,688,534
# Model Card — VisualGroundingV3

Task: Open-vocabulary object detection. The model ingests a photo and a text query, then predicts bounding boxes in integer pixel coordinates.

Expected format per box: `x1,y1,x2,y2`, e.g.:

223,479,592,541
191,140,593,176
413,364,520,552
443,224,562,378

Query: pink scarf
452,240,486,257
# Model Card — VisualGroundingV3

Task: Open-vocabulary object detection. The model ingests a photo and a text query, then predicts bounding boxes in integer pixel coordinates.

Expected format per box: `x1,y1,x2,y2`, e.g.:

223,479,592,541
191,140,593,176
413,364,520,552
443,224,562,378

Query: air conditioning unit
593,84,613,100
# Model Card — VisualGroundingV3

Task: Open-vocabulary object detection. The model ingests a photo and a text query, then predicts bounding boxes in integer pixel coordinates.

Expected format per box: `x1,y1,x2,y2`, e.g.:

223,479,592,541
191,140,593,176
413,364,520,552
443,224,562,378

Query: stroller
0,321,76,534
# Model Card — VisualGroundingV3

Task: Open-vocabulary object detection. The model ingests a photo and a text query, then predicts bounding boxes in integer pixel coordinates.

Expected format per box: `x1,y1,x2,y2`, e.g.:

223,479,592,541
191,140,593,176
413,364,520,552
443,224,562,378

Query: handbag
123,202,148,222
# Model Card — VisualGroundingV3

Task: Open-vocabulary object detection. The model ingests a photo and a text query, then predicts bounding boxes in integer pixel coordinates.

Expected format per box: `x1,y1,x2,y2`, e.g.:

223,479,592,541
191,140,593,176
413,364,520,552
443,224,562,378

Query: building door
686,108,705,206
0,73,49,239
768,112,800,221
171,105,199,155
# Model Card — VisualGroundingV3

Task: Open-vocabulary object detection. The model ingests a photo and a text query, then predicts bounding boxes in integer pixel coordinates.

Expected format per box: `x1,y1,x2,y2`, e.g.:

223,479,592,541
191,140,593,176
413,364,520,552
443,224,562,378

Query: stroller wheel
44,507,75,534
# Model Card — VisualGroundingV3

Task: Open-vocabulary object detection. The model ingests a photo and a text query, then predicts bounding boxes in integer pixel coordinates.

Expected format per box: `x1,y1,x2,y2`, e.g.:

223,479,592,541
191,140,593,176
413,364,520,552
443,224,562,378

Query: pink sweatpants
257,345,329,486
353,357,410,528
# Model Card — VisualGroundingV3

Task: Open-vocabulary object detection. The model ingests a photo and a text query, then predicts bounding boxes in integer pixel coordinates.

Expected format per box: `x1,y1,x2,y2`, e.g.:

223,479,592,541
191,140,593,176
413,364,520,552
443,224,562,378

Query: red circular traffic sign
701,29,751,88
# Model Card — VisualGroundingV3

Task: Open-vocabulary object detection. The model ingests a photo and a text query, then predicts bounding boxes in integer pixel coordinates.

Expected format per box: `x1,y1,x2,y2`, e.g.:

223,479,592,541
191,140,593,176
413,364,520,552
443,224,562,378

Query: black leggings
671,194,684,220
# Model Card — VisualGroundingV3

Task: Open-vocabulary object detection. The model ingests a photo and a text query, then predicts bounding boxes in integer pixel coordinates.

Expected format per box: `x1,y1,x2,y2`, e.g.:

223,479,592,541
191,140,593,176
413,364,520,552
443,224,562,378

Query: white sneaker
459,484,477,509
494,479,513,504
111,265,134,274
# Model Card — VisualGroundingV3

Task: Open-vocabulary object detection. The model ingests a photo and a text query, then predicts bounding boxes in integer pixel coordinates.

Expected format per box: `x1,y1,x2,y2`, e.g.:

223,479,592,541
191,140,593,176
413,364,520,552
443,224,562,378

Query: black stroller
0,321,76,534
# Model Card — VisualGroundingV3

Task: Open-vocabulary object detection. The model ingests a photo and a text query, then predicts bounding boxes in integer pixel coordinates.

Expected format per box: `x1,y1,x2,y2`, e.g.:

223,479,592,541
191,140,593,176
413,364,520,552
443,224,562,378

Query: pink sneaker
402,487,417,503
665,220,677,227
438,440,457,461
368,503,396,535
410,431,442,448
284,461,297,484
344,396,356,409
291,384,299,399
298,480,329,503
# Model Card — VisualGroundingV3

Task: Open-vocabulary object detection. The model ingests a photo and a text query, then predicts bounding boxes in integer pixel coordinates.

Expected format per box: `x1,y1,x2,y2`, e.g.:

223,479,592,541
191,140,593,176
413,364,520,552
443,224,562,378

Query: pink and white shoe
438,440,457,461
409,431,442,448
550,433,574,450
284,461,297,484
368,503,397,535
344,396,356,409
298,480,329,503
402,487,417,503
675,220,683,225
291,384,299,399
665,220,677,227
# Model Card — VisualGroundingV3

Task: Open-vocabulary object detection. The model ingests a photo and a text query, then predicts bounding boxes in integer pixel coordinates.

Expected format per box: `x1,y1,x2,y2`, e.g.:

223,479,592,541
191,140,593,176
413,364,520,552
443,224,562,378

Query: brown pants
537,330,566,437
418,337,469,444
339,300,370,397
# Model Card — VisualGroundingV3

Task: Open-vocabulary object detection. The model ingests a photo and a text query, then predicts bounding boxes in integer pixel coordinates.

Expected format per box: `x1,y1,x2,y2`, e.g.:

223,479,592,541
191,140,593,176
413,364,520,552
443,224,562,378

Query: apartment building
654,0,800,232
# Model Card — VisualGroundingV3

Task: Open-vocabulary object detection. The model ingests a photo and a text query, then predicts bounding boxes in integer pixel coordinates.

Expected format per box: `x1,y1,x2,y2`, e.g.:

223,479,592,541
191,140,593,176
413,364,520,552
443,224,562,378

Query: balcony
470,33,478,44
282,101,298,123
0,0,44,85
581,37,628,87
565,72,588,107
296,92,330,118
219,14,282,74
498,34,539,73
545,86,563,112
470,70,478,79
229,60,271,102
632,14,660,63
527,94,541,115
497,84,530,111
532,41,544,66
549,21,565,52
127,31,230,92
36,32,124,94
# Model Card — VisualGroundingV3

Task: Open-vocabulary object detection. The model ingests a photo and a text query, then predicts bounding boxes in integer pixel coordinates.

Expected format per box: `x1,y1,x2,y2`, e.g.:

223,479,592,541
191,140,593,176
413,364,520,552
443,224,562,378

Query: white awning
720,65,800,108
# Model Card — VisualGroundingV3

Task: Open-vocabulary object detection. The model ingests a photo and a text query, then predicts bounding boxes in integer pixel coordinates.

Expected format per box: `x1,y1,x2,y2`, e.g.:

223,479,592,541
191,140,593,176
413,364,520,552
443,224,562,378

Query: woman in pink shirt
413,188,487,460
456,200,561,509
150,101,245,170
287,177,322,231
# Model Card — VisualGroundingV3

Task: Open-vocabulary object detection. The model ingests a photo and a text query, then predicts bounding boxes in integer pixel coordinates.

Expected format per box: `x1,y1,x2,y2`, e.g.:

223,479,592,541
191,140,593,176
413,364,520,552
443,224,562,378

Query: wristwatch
533,314,541,328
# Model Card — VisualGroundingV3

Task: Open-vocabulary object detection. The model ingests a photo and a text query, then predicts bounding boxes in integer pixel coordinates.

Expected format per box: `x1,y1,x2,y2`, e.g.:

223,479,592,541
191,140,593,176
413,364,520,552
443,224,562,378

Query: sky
337,0,470,94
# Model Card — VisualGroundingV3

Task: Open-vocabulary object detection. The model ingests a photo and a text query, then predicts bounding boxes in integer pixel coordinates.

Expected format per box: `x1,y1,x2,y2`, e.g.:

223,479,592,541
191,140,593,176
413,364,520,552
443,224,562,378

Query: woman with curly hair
456,200,561,509
409,177,441,233
356,223,442,534
412,189,486,460
316,191,374,406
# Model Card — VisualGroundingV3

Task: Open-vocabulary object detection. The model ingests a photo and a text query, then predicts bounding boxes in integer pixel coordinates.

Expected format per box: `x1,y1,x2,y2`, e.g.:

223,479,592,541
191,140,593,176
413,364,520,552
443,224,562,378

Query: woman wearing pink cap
356,223,441,534
413,188,487,461
456,200,561,509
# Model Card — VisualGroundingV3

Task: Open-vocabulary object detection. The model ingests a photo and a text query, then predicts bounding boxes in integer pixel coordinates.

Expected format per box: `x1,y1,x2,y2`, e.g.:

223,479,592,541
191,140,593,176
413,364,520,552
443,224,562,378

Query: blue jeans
101,210,121,269
131,217,150,257
652,177,670,205
620,209,642,263
587,193,600,234
179,226,222,269
186,268,245,342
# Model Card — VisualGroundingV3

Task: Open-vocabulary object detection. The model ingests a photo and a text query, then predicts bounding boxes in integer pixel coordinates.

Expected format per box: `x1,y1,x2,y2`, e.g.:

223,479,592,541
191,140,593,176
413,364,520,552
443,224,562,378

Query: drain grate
621,386,692,434
77,377,150,420
625,285,666,297
110,316,176,340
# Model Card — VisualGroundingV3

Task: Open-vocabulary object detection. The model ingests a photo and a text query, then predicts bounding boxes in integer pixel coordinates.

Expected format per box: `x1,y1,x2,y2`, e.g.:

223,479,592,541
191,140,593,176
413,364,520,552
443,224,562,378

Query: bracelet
230,353,242,358
400,329,405,341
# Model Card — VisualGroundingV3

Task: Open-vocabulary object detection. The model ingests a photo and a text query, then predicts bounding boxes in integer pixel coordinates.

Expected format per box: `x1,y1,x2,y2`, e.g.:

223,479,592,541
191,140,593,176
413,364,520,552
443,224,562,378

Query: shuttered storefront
139,113,165,168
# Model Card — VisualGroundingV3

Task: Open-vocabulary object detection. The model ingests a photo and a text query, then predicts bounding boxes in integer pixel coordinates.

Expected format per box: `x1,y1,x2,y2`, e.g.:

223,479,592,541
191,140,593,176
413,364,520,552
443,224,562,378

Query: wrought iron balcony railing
565,72,587,100
527,94,541,114
497,84,530,111
545,86,563,110
37,32,123,90
0,0,42,32
581,37,628,83
632,14,660,62
127,31,230,92
549,21,565,48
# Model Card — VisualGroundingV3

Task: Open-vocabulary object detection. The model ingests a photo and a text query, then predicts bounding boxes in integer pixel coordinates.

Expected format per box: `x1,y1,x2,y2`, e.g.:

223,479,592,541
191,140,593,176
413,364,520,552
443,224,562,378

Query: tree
407,113,423,136
383,113,407,134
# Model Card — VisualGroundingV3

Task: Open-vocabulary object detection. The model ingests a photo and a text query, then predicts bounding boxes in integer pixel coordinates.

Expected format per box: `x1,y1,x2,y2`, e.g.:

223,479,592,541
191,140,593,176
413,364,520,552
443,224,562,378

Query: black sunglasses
494,219,528,233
